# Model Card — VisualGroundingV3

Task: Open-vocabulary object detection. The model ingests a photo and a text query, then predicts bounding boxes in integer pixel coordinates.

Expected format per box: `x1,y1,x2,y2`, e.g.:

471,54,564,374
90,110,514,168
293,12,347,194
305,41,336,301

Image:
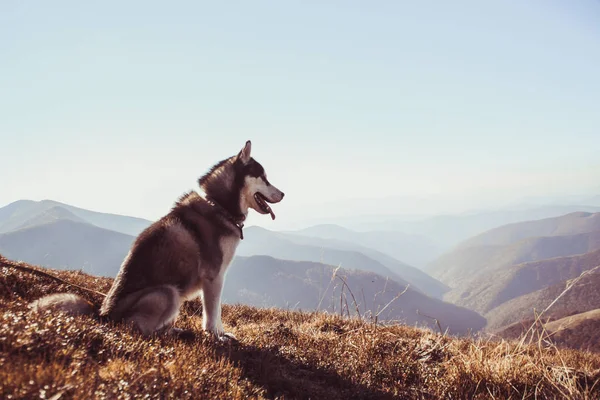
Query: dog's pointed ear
237,140,252,164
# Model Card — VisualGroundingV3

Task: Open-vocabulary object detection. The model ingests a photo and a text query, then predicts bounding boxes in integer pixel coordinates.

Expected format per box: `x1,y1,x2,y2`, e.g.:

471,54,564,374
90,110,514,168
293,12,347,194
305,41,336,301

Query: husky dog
30,140,284,340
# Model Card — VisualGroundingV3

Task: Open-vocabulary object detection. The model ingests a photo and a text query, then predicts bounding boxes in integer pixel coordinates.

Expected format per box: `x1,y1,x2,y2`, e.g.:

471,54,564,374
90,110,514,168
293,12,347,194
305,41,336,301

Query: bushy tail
29,293,97,317
0,256,104,317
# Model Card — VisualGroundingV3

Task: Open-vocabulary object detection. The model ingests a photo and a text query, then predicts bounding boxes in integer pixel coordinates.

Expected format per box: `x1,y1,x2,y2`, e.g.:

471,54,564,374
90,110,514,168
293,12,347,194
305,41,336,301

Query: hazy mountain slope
458,212,600,249
237,227,415,290
280,229,449,299
0,219,135,277
352,205,600,248
545,308,600,333
544,309,600,353
453,248,600,314
0,199,152,236
290,224,442,267
0,200,49,233
15,206,87,230
225,255,486,335
495,308,600,353
485,265,600,330
430,230,600,289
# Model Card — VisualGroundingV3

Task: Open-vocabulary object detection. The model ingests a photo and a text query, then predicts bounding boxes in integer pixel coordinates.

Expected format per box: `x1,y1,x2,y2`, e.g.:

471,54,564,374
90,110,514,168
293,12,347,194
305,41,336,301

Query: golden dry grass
1,256,600,399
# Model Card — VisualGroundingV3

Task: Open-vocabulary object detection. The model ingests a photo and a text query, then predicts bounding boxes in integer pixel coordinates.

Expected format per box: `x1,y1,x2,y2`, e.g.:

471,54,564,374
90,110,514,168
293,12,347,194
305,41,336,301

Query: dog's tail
1,256,104,318
29,292,97,317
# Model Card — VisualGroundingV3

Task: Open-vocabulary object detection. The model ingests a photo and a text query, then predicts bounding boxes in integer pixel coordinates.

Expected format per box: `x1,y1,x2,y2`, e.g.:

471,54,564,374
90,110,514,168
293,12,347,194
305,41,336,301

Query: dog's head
236,141,284,220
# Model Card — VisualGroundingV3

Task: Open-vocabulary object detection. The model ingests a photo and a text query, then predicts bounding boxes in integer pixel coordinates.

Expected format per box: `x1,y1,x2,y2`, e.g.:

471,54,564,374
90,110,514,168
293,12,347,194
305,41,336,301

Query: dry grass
1,256,600,399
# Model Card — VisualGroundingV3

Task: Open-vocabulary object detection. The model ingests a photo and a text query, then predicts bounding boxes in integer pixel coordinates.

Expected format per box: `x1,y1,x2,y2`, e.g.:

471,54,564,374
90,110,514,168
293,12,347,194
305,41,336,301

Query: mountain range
421,210,600,351
428,212,600,310
0,199,483,335
0,199,151,236
3,197,600,348
345,205,600,249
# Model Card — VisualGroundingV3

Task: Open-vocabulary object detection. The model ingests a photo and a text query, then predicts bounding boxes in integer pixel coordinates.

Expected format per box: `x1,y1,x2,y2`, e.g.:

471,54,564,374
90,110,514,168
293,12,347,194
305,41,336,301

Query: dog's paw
218,332,238,343
205,328,238,343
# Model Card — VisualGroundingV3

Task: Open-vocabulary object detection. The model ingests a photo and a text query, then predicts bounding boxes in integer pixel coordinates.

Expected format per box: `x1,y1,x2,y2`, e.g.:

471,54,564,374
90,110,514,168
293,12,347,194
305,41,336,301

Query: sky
1,0,599,228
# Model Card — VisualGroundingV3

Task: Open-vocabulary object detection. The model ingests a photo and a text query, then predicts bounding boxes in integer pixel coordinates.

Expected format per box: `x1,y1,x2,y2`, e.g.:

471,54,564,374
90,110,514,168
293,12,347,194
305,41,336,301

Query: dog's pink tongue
269,209,276,220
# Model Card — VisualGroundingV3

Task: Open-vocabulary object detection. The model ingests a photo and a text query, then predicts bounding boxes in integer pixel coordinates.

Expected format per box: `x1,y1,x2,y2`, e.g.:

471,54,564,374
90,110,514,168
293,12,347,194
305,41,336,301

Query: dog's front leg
200,274,236,341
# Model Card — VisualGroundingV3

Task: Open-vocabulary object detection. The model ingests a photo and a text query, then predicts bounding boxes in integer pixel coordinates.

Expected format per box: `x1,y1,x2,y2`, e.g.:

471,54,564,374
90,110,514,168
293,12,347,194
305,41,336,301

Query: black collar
204,196,246,240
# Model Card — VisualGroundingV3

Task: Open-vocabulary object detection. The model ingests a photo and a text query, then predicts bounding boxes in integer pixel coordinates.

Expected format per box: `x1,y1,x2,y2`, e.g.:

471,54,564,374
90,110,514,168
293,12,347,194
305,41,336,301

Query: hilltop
1,256,599,399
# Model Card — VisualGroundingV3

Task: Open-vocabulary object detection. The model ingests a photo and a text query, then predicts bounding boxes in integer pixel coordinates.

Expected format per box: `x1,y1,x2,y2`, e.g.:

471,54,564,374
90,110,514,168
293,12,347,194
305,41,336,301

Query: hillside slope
545,309,600,353
431,230,600,291
453,248,600,314
0,199,152,236
1,256,599,399
496,309,600,354
15,206,87,230
259,227,449,299
238,227,416,293
227,256,484,335
0,219,135,277
457,211,600,249
0,219,468,330
353,205,600,248
486,265,600,330
290,224,442,267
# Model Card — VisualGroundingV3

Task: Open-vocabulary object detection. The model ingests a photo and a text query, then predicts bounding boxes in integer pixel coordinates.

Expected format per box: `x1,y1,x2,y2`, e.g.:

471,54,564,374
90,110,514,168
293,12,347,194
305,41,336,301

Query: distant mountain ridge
239,226,449,299
348,205,600,249
457,212,600,250
288,224,442,267
434,230,600,294
279,229,449,298
15,206,87,231
428,212,600,290
225,255,485,335
0,218,135,277
0,199,472,332
457,248,600,315
486,265,600,330
0,199,152,236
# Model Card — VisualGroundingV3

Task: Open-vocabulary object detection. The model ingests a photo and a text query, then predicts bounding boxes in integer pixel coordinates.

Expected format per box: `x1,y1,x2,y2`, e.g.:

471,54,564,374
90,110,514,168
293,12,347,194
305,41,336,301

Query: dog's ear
237,140,252,164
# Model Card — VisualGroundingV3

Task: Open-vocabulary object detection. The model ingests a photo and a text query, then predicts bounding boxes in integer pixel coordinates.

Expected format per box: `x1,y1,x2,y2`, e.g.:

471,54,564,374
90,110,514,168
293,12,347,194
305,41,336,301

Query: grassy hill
1,256,599,399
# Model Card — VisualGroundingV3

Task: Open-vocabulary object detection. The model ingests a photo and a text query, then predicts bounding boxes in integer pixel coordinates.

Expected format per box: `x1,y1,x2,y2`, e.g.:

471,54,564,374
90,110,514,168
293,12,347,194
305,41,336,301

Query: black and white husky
31,140,284,341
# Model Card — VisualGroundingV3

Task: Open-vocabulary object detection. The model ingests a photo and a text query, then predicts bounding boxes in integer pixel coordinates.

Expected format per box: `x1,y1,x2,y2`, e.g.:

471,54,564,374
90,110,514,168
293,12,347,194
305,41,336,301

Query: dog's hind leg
115,285,182,337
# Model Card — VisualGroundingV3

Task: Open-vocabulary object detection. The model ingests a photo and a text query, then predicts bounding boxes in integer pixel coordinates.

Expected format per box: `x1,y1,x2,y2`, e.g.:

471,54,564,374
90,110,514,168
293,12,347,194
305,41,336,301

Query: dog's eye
262,175,270,186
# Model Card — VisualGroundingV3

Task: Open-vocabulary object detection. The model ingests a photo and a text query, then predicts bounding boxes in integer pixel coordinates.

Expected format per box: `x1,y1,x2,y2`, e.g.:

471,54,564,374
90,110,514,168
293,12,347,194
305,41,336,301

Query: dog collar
204,196,245,240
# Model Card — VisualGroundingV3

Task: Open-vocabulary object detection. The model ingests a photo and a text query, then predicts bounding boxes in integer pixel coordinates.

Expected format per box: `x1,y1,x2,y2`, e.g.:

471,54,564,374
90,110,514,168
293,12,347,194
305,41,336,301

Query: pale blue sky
1,0,599,227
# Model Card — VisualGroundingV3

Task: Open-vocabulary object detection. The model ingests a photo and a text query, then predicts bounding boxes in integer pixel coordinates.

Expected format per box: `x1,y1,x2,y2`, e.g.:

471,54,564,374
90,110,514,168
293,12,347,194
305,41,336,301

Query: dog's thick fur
29,141,284,340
